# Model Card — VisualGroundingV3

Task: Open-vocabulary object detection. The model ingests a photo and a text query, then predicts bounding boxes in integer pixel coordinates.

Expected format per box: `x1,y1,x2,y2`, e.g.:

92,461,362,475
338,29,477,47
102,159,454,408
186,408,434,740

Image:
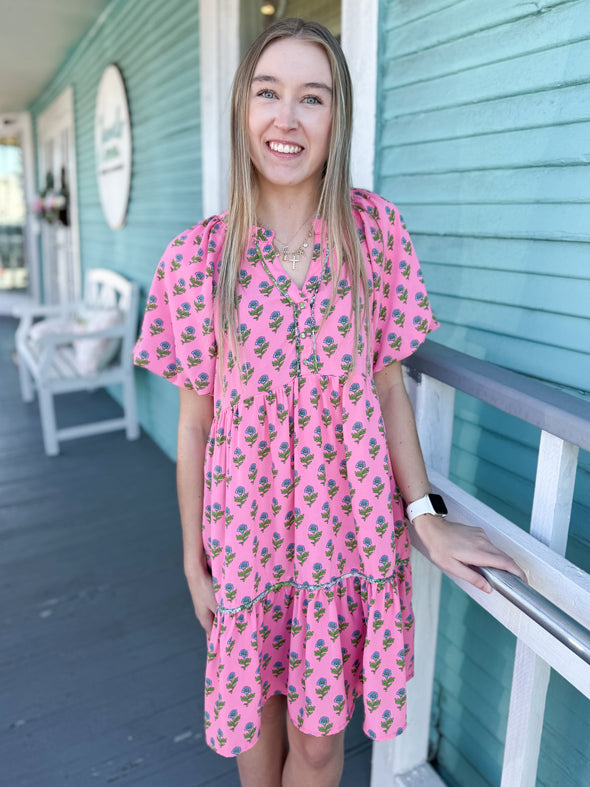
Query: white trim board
342,0,378,191
198,0,240,217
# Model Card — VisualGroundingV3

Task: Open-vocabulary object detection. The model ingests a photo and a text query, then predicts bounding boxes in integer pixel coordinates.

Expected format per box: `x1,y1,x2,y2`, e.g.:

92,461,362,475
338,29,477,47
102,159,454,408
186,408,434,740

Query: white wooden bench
14,268,140,456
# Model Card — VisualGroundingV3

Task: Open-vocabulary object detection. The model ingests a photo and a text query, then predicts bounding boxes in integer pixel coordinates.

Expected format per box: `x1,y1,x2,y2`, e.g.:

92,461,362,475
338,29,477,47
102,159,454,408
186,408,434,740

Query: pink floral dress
133,189,438,757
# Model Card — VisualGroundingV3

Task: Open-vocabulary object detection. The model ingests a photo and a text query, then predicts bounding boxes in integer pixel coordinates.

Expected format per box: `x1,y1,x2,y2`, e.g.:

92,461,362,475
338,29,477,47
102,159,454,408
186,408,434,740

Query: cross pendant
284,253,299,270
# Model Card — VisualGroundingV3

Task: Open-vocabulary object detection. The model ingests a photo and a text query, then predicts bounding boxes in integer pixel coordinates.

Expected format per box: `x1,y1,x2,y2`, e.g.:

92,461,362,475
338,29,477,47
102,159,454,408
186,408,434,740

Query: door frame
198,0,379,216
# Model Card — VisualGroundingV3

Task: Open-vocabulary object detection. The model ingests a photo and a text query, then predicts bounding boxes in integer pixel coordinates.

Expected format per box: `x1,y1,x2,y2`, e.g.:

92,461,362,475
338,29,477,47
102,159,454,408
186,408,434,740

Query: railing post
371,370,455,785
501,432,579,787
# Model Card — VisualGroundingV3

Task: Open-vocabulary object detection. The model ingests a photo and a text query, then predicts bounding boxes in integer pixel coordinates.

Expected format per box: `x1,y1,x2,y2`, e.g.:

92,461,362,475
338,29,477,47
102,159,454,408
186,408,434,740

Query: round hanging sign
95,64,132,229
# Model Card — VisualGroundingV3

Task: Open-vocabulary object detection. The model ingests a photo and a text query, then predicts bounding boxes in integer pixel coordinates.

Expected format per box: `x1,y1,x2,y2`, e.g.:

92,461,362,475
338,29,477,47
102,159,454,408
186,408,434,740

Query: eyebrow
252,74,332,92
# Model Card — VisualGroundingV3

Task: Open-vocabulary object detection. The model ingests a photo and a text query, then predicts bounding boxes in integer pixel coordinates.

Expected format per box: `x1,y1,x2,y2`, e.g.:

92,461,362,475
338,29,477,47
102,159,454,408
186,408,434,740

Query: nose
273,99,298,131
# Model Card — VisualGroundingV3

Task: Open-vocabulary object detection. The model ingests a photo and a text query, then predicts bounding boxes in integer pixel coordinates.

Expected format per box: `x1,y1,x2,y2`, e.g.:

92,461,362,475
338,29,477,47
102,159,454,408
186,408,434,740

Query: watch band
406,493,448,523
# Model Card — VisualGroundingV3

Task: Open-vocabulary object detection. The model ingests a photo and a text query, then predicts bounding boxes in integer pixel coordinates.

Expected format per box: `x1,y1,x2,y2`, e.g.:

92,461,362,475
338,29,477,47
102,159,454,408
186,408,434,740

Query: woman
134,18,524,787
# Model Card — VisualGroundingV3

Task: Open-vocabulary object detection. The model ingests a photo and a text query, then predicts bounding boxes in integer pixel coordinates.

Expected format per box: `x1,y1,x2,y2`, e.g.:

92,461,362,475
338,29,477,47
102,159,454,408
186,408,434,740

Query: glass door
39,131,76,305
36,87,80,306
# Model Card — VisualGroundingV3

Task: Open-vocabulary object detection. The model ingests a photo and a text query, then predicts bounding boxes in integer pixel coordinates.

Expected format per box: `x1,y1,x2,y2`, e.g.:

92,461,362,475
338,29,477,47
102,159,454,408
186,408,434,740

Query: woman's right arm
177,387,217,636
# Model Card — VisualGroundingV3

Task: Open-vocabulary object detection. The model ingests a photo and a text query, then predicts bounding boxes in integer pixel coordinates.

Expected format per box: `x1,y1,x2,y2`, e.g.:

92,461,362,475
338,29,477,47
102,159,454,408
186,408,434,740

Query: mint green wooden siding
29,0,201,459
376,1,590,785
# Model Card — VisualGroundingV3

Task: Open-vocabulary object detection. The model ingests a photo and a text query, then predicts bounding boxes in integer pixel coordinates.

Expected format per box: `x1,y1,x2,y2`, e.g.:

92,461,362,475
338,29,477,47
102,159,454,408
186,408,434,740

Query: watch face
430,494,448,517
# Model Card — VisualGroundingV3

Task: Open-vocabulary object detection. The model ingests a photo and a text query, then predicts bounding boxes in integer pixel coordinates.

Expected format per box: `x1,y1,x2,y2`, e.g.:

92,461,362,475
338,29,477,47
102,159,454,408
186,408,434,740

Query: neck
255,181,321,239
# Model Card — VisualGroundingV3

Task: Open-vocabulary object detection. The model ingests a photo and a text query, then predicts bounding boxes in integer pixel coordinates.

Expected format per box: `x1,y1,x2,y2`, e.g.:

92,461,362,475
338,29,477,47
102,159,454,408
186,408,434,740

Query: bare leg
237,694,289,787
282,717,345,787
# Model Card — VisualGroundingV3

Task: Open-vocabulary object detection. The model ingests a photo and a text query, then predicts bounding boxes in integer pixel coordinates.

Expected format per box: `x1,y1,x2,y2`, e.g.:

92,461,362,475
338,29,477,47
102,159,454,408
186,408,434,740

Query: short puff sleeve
133,216,225,395
353,190,439,372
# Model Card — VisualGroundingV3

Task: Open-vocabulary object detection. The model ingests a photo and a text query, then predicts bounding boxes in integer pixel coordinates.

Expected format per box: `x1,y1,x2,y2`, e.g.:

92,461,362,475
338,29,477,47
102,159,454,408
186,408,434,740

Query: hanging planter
33,168,69,226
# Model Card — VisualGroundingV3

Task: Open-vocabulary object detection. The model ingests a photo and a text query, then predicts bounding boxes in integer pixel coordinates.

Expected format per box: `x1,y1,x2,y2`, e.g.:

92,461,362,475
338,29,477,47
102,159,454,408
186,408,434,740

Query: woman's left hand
412,514,527,593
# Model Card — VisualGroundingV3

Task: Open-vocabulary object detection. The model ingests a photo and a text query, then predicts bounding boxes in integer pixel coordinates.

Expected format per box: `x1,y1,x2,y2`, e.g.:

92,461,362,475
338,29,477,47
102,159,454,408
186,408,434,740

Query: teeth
269,141,302,154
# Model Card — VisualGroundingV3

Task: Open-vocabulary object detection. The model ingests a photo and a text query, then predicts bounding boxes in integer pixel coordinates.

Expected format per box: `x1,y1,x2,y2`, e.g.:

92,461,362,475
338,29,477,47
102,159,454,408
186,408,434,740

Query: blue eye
304,96,321,105
258,89,276,99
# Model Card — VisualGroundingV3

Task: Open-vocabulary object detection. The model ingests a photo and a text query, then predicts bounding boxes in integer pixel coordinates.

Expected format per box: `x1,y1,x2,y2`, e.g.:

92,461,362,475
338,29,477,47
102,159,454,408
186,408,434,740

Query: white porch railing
371,342,590,787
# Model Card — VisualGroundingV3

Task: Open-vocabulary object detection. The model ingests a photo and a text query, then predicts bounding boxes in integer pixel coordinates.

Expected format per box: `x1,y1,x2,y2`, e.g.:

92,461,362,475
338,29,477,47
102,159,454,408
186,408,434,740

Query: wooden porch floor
0,316,372,786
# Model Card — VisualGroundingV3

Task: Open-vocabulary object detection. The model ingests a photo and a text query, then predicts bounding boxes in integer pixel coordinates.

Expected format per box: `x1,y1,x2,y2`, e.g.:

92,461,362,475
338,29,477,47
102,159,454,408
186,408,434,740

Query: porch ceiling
0,0,111,113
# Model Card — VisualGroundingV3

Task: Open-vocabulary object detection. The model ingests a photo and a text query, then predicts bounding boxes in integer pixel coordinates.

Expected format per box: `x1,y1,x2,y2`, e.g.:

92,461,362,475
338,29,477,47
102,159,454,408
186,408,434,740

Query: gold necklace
276,225,314,270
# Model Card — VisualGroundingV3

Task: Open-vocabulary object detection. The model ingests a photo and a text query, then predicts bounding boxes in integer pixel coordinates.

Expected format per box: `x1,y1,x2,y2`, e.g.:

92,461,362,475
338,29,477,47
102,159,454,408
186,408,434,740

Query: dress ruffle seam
216,567,398,614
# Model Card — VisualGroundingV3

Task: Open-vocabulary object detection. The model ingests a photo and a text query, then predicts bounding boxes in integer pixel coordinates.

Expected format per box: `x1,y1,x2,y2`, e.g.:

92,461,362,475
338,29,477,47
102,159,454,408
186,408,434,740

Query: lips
267,141,303,154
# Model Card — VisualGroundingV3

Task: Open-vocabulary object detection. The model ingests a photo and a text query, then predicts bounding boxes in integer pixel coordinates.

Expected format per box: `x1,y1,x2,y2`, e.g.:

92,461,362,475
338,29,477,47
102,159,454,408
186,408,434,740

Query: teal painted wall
375,1,590,785
29,0,201,459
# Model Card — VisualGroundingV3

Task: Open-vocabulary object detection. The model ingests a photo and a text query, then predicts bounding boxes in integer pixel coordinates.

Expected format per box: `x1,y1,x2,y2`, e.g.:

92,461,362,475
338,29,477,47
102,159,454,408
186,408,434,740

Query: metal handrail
404,343,590,664
406,341,590,452
474,566,590,666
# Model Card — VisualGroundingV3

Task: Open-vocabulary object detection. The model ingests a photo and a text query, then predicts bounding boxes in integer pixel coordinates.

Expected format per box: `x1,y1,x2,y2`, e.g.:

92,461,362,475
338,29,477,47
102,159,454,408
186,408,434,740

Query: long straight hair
216,18,370,380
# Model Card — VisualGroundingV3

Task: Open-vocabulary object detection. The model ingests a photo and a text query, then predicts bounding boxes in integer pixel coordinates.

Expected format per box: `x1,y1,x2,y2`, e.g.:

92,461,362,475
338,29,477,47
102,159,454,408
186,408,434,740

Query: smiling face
247,38,333,197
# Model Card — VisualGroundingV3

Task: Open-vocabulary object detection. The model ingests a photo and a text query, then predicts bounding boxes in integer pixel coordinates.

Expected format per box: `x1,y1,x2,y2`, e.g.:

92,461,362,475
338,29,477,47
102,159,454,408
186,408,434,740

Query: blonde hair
216,18,369,380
